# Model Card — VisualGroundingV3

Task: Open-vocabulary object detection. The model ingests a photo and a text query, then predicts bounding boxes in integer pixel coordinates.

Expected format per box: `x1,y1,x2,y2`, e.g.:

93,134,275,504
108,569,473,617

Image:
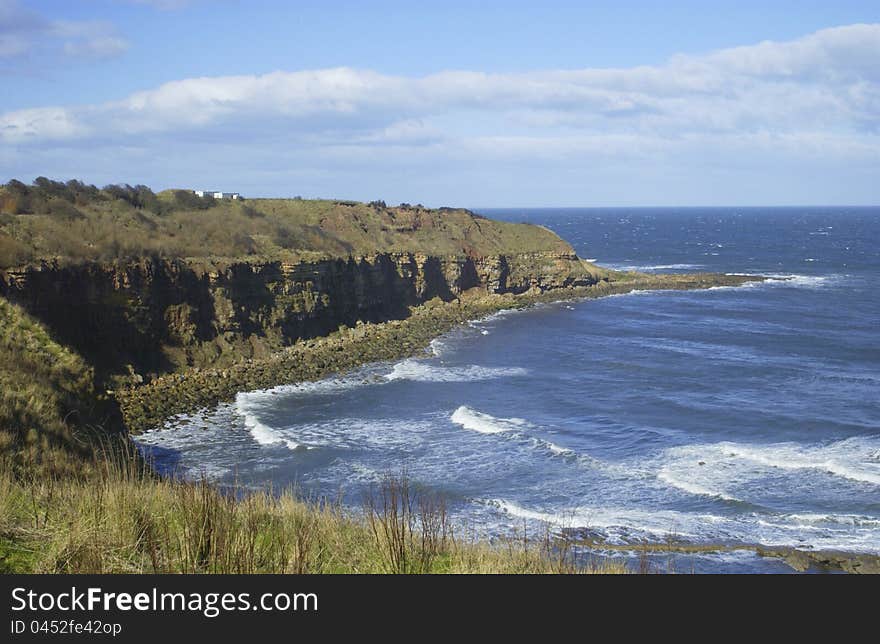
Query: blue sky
2,0,879,206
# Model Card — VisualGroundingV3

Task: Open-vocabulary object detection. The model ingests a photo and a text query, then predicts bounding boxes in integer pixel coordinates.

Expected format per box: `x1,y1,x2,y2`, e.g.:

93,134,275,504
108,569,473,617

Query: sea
135,207,880,573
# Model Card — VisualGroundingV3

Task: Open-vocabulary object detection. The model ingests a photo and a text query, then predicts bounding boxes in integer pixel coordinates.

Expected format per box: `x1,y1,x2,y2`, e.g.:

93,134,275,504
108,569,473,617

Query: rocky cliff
0,250,600,386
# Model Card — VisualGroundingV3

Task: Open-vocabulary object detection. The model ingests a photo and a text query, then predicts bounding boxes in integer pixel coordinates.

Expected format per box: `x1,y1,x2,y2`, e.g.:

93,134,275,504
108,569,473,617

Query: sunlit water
136,207,880,573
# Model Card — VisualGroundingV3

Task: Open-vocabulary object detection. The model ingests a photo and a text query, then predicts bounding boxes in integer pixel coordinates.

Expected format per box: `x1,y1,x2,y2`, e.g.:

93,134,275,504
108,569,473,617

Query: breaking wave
451,406,529,434
720,273,841,290
386,359,528,382
450,407,576,461
235,392,303,451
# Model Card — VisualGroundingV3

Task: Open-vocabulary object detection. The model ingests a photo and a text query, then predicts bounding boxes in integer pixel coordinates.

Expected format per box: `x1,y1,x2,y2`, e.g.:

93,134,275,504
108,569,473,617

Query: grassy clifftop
0,179,573,269
0,298,123,477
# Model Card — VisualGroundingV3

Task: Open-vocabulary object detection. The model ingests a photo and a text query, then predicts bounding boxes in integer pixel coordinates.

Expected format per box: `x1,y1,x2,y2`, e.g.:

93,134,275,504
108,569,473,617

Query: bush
34,177,73,201
65,180,103,205
240,204,263,219
0,179,109,215
172,190,215,210
102,184,164,212
0,233,32,267
46,200,85,221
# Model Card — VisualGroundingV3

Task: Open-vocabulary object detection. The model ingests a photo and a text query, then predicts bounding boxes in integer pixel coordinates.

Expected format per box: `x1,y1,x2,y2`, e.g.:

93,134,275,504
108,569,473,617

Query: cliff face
0,250,596,384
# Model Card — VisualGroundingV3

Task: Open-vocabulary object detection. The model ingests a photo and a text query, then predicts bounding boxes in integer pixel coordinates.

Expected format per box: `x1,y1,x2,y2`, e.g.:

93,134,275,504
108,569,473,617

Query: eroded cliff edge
0,250,601,385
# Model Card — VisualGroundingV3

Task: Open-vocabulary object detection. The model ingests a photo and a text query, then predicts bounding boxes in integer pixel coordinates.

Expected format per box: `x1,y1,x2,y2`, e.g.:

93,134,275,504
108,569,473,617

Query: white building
194,190,241,200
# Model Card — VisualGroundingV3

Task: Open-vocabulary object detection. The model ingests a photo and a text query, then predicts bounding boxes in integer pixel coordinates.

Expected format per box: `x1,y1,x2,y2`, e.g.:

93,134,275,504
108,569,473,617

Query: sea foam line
485,499,711,538
655,437,880,493
386,360,528,383
724,272,840,289
486,500,880,551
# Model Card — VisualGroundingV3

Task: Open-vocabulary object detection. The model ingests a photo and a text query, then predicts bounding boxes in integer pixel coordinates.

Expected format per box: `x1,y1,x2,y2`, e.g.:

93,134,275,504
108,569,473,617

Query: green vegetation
0,178,571,269
0,297,124,478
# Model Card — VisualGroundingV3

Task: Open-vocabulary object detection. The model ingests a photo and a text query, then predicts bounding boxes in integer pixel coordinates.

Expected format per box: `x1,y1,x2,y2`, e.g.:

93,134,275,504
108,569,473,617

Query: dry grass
0,181,571,270
0,452,626,574
0,297,123,477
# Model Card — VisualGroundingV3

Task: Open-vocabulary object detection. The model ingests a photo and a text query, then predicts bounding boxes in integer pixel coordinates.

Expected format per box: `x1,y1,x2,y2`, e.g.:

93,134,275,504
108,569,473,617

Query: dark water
136,207,880,573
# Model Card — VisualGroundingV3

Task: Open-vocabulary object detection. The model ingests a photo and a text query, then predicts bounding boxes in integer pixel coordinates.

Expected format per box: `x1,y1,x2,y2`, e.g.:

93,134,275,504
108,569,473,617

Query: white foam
763,273,834,289
451,406,529,434
262,416,435,453
132,405,258,481
542,440,575,457
487,499,880,551
487,499,717,538
726,438,880,486
243,372,377,400
386,359,528,383
643,263,705,270
450,407,577,459
724,272,840,290
478,308,517,322
603,288,661,298
428,338,446,357
656,468,742,502
655,436,880,496
704,283,760,291
235,392,303,451
606,263,704,272
764,513,880,529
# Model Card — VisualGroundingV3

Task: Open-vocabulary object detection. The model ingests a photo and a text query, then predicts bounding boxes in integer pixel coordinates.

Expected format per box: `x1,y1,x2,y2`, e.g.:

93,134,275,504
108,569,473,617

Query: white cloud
2,23,878,204
5,23,878,143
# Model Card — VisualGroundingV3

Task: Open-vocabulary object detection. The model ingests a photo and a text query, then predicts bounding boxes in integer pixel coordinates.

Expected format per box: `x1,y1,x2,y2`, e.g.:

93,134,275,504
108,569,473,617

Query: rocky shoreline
570,535,880,574
117,271,759,434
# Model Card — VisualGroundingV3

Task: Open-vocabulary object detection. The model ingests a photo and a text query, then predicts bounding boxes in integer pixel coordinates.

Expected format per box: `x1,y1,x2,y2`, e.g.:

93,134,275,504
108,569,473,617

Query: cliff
0,250,600,387
0,187,605,385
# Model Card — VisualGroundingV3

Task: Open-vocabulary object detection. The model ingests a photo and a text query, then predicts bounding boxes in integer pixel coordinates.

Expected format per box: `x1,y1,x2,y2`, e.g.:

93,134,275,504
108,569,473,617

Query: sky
1,1,879,207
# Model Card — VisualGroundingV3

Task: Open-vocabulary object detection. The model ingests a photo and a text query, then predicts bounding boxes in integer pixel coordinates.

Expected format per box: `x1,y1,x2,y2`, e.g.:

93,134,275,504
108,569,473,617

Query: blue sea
136,207,880,573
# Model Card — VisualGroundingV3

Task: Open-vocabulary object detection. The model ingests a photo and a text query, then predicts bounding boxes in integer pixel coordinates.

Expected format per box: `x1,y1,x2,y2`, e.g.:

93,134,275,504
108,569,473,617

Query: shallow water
136,207,880,573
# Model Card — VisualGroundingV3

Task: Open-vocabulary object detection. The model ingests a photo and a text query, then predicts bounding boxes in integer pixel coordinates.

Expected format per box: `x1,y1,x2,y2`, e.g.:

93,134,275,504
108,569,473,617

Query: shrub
240,204,263,219
0,233,32,267
47,199,85,221
172,190,215,210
